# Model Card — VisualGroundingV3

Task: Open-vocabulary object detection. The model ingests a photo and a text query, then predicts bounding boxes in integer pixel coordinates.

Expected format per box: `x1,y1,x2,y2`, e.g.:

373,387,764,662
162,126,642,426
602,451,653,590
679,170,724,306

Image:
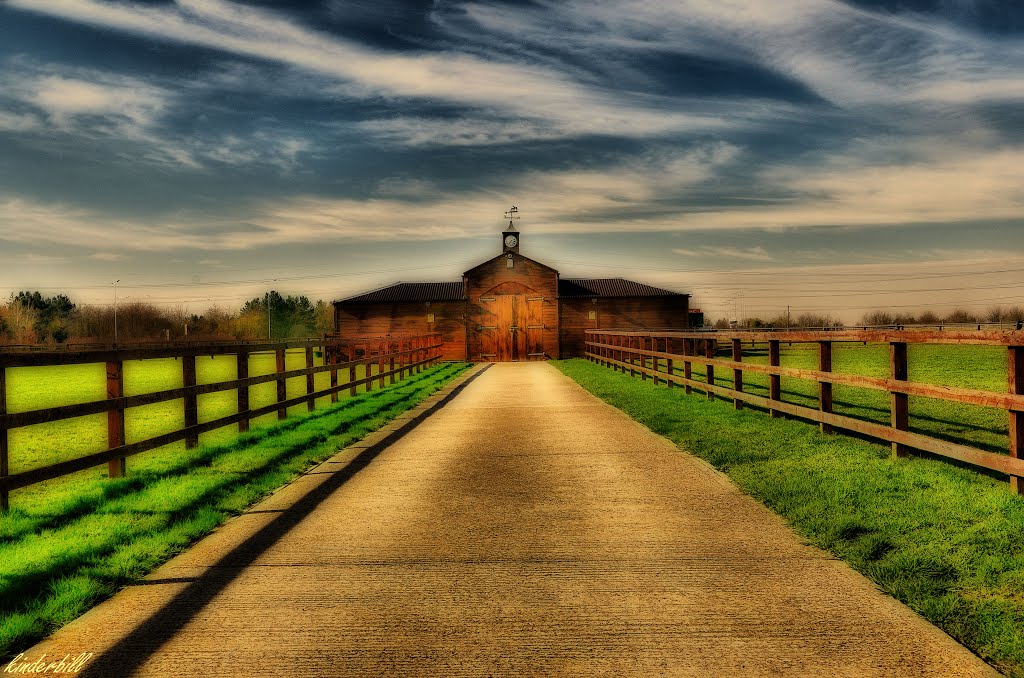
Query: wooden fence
585,329,1024,493
0,334,442,510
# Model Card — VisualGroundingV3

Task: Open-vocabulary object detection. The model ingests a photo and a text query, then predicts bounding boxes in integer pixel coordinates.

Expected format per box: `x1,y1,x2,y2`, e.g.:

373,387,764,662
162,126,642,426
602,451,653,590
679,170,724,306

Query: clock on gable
502,205,520,254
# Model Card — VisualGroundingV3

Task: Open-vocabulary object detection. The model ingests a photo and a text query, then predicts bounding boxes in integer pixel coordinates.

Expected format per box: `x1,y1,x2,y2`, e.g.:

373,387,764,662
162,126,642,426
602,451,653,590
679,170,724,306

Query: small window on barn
506,254,514,269
427,313,435,323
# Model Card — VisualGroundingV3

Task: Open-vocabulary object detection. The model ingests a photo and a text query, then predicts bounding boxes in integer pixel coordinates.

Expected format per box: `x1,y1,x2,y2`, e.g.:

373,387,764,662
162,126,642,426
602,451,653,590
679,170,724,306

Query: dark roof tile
558,278,683,297
336,277,684,303
334,282,464,304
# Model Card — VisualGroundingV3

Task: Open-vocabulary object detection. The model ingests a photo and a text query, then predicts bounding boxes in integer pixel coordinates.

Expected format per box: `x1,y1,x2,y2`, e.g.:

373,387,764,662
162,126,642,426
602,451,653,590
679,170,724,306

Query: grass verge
0,362,471,661
556,358,1024,677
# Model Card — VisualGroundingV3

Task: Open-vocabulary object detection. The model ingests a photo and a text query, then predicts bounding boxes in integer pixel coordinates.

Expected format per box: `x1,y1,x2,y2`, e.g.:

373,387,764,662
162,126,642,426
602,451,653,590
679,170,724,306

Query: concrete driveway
20,362,996,676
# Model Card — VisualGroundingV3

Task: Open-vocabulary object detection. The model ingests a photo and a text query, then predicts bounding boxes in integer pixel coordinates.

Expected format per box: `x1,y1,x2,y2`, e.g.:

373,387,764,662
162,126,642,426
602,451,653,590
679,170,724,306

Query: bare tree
861,310,895,326
1,302,39,343
944,308,978,324
795,313,840,328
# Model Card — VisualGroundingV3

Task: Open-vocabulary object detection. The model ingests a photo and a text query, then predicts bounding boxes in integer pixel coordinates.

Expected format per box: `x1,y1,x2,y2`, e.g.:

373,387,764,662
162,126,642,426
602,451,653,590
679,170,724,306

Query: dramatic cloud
1,0,1023,320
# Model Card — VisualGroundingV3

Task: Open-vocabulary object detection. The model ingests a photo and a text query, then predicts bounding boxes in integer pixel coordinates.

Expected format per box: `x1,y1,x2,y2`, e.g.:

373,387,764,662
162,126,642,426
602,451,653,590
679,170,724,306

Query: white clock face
505,235,518,248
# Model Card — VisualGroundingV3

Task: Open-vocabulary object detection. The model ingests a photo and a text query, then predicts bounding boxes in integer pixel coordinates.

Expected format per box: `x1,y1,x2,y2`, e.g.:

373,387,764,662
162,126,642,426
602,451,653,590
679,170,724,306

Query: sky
1,0,1023,324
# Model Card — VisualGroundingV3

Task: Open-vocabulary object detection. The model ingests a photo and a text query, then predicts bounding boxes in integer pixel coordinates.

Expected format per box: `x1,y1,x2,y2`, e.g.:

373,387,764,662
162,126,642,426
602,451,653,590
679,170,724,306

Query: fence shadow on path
80,365,490,677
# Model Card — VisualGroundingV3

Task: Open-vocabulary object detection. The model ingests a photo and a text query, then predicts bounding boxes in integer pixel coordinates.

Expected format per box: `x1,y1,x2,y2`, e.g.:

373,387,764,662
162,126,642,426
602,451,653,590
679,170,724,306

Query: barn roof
558,278,684,298
333,282,464,304
334,277,685,304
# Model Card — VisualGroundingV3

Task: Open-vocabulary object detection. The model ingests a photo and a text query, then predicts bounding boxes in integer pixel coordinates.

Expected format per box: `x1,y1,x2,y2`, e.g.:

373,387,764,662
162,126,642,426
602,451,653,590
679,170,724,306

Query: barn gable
464,250,560,361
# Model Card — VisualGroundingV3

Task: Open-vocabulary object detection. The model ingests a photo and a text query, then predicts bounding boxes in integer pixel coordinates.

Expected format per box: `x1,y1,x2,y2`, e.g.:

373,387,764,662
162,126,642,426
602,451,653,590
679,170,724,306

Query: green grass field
4,350,379,505
0,361,470,661
650,341,1012,455
557,356,1024,677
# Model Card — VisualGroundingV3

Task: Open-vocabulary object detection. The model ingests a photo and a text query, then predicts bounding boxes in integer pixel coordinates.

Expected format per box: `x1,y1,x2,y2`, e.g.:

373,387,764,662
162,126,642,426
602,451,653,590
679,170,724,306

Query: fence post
651,337,659,385
769,339,782,418
378,342,385,388
818,341,833,434
666,337,674,388
349,361,357,397
704,339,715,400
365,347,373,392
641,336,649,381
397,340,405,383
683,339,692,395
305,346,315,412
389,342,396,385
1009,346,1023,494
276,348,287,420
0,367,7,511
329,350,339,404
628,337,636,378
237,350,250,432
182,355,199,448
732,338,743,410
890,342,909,457
105,360,127,478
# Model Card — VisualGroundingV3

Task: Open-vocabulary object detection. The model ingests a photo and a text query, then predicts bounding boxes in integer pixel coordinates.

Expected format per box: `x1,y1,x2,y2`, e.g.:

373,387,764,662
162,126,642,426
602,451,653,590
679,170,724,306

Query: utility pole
113,279,120,343
787,305,791,329
267,279,278,340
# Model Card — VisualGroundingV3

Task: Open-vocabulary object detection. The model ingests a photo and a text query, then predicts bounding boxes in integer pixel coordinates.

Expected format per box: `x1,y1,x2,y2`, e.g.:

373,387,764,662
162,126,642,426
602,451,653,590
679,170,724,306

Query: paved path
23,363,995,676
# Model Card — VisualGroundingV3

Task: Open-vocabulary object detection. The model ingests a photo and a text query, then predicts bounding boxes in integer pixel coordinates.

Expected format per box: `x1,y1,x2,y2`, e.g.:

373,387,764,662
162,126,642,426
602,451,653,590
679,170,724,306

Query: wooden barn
333,217,689,361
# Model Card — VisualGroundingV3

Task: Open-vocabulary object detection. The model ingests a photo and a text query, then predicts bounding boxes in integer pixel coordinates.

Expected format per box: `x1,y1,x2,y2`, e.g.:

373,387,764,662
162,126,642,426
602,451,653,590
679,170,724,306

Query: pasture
698,341,1011,453
4,349,359,492
559,344,1024,676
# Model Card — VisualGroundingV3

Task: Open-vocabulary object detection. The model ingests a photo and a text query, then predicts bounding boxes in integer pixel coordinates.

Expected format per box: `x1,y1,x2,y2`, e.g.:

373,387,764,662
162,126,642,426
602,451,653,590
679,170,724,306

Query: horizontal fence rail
0,334,443,510
585,329,1024,493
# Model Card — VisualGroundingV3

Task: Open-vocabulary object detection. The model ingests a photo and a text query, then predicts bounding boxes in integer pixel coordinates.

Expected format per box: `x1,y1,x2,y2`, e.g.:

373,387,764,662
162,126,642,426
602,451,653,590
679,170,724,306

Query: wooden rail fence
0,334,442,510
585,329,1024,493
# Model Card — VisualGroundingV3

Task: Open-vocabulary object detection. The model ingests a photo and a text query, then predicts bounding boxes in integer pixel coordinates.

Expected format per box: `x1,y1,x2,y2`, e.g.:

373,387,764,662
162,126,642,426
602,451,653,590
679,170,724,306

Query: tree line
709,305,1024,330
0,291,334,344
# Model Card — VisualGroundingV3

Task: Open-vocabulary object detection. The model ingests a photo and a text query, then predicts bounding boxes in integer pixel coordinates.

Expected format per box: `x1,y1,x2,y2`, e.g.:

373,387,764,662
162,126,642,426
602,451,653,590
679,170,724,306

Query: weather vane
504,205,520,229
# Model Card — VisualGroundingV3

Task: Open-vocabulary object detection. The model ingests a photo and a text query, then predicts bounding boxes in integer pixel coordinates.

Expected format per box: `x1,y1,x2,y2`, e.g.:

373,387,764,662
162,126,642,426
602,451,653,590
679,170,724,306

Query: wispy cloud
30,74,166,127
673,246,773,262
7,0,732,145
0,54,321,173
87,252,128,262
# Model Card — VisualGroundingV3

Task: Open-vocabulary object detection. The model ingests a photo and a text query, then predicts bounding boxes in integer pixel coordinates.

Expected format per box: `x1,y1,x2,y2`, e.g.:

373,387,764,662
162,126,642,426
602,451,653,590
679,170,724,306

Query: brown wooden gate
479,295,546,361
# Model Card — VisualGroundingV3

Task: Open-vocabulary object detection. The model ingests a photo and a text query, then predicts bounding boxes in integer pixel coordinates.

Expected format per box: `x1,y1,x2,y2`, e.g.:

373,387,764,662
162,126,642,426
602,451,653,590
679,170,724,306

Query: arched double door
478,293,545,361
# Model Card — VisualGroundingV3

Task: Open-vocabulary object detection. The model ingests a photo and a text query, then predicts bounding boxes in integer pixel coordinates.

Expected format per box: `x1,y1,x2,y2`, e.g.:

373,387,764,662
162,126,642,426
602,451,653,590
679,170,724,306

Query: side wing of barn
558,278,690,357
333,282,468,361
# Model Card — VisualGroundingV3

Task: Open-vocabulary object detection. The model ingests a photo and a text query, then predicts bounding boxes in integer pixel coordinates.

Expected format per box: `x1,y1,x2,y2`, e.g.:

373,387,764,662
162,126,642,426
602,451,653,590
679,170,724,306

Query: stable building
333,218,689,361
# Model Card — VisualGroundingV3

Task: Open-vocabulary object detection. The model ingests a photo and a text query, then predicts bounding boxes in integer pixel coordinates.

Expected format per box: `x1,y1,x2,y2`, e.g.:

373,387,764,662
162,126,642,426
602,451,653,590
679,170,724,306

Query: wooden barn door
479,295,532,361
524,296,545,359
